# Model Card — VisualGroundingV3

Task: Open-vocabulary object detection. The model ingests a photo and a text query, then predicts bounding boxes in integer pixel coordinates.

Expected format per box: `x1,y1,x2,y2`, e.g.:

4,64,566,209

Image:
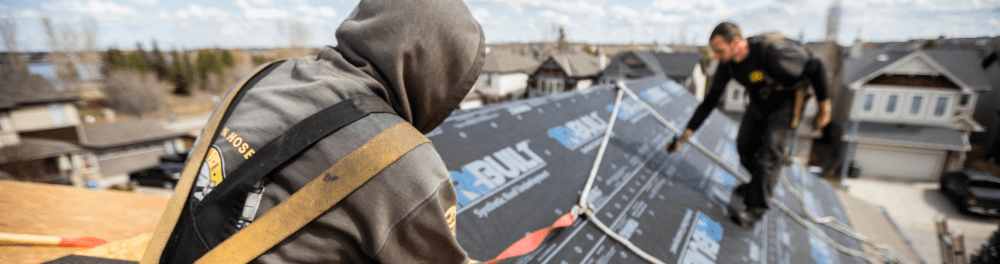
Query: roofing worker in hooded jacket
667,22,831,229
155,0,486,263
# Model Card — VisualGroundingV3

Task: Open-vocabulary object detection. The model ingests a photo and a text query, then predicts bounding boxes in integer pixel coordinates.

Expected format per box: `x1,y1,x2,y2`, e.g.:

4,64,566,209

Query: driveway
845,178,1000,263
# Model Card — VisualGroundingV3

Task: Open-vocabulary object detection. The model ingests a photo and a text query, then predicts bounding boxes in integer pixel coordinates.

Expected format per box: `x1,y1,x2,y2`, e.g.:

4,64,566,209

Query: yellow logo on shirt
750,71,764,83
445,205,457,236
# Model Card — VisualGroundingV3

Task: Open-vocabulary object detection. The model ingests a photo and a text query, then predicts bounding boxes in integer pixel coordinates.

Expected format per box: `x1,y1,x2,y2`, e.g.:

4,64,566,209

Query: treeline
104,42,236,95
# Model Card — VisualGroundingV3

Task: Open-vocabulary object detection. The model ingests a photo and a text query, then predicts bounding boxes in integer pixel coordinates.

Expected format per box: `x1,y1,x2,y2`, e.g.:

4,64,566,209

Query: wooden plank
0,181,168,264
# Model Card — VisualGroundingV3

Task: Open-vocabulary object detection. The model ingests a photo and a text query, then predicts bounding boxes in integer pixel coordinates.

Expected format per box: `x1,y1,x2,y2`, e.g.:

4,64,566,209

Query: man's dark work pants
733,99,796,217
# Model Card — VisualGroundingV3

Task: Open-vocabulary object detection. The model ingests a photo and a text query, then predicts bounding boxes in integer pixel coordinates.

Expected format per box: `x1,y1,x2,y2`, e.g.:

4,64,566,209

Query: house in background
464,49,540,108
600,51,708,99
0,73,98,185
80,118,187,188
841,49,994,181
527,53,603,98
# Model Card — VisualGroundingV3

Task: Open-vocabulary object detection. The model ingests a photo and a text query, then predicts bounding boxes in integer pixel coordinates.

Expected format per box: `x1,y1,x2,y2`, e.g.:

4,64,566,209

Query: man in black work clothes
667,22,832,228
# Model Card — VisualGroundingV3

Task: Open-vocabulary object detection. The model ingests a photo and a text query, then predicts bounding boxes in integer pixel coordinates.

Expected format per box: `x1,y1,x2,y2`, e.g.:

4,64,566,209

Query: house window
862,94,875,111
910,96,923,115
48,103,66,125
538,78,564,95
885,95,898,113
934,96,949,117
165,140,176,155
960,93,970,106
482,73,492,87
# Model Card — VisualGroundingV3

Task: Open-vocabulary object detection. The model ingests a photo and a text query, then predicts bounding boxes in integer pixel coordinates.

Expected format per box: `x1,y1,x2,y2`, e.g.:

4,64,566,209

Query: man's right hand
667,129,694,153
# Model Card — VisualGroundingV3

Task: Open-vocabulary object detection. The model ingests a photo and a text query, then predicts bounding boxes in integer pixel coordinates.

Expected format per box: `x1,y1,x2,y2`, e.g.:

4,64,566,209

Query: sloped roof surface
842,121,968,150
0,72,79,108
550,53,602,77
482,50,540,73
435,75,870,263
843,49,995,91
81,119,186,149
603,51,702,79
0,138,86,163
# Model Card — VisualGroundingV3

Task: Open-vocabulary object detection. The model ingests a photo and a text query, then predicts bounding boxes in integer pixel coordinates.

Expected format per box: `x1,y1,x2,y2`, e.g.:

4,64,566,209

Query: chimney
597,46,607,70
849,38,863,59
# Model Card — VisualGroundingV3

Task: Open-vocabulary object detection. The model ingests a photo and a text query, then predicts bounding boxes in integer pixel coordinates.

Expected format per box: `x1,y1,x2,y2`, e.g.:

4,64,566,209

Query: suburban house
80,119,187,187
0,68,187,188
526,53,603,98
841,49,994,181
0,72,98,185
463,49,540,108
600,51,708,99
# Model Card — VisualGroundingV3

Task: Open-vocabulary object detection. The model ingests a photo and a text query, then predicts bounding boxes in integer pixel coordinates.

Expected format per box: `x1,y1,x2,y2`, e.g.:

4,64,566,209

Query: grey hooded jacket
190,0,485,262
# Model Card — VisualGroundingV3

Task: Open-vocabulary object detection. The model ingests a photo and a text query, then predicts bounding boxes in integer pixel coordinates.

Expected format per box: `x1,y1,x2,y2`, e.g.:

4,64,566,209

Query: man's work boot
730,208,765,229
726,193,745,217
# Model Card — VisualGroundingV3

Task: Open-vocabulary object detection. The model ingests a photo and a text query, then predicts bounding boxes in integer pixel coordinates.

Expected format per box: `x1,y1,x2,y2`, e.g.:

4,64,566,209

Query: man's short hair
710,22,742,43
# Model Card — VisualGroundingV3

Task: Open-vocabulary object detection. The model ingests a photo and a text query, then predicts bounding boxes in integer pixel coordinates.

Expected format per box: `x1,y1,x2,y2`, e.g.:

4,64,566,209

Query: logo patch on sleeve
445,205,457,235
749,71,764,83
193,146,225,201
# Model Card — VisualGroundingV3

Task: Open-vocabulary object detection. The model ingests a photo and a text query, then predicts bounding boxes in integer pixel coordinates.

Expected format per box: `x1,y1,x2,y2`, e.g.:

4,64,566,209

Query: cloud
15,9,44,19
608,5,641,28
472,8,511,26
175,4,231,22
174,3,249,38
42,0,139,20
468,0,605,18
250,0,274,6
134,0,158,5
292,3,337,24
235,0,289,20
538,10,574,27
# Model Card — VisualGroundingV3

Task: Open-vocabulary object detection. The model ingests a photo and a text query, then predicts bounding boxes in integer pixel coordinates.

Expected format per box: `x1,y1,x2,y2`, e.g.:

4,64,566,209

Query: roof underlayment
433,75,908,264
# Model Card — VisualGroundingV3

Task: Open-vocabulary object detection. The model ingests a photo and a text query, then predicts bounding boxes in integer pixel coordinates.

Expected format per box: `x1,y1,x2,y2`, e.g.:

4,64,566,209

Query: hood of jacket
331,0,486,133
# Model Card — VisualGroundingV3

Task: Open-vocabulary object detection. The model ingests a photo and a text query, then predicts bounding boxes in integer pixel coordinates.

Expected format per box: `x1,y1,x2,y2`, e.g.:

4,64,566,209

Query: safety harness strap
196,122,429,264
142,60,286,264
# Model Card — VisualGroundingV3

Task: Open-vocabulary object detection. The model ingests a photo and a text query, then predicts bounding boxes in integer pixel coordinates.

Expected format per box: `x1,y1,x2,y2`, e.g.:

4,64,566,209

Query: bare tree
275,20,287,46
82,18,98,52
1,9,24,73
41,16,81,90
556,26,567,52
288,21,311,48
42,16,59,52
102,69,166,117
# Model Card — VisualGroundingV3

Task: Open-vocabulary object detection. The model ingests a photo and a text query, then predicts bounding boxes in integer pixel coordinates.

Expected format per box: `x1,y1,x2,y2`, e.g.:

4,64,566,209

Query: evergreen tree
971,226,1000,264
105,48,126,71
124,51,149,73
195,50,213,89
170,50,192,95
151,40,169,81
220,49,234,67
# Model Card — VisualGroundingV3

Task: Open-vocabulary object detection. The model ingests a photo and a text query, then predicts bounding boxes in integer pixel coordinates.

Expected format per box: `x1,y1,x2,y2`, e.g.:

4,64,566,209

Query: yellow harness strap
194,122,429,264
142,60,286,264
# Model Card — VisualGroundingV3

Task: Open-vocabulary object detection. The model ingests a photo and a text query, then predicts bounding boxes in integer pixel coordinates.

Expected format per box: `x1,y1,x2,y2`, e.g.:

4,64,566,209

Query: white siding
851,85,961,127
498,73,529,95
9,103,81,132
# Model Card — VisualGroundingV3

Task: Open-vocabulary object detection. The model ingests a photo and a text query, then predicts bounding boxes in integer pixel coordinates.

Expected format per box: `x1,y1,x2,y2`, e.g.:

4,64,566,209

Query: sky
0,0,998,52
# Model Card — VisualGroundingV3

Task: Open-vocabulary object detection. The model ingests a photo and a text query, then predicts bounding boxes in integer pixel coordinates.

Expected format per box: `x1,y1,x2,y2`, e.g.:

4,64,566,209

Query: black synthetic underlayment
431,75,865,264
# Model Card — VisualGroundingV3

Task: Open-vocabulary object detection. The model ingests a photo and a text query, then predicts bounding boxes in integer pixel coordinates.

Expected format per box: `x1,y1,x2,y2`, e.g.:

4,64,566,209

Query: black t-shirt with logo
685,36,829,132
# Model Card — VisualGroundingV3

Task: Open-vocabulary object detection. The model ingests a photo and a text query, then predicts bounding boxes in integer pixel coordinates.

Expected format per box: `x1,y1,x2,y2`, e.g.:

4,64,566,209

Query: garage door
853,144,945,181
